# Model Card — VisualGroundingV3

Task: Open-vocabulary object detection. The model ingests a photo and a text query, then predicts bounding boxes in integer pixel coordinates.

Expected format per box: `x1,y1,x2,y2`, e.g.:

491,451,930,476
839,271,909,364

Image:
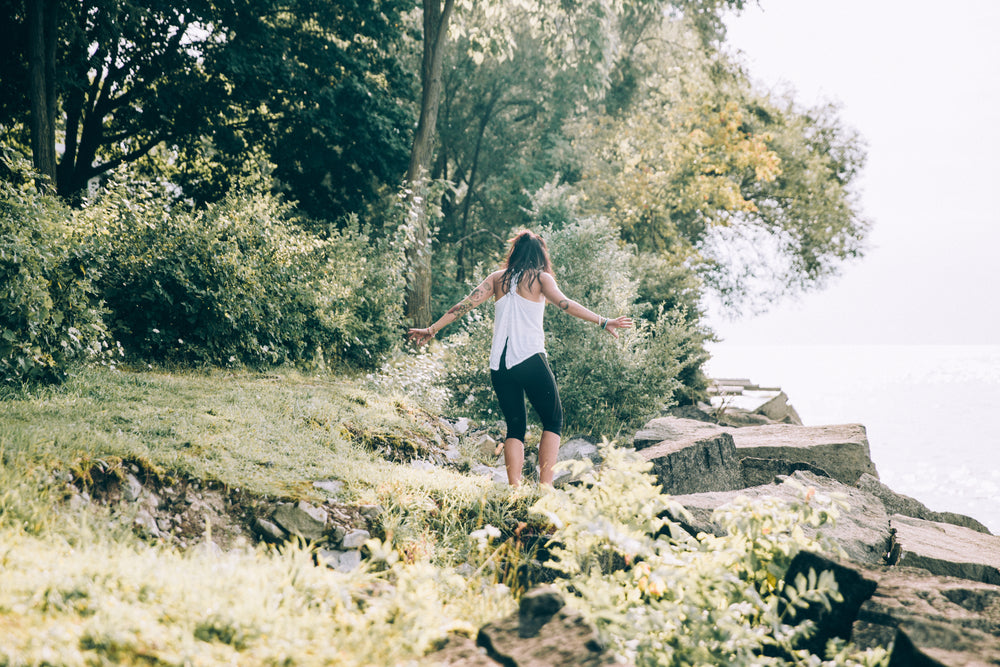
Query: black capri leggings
490,348,563,442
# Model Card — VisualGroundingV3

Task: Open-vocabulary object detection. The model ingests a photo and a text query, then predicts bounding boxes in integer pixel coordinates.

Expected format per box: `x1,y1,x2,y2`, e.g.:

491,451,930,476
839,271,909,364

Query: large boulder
781,551,1000,666
856,474,991,534
429,588,616,666
634,419,743,495
727,423,878,485
634,417,878,490
888,514,1000,586
670,471,893,566
854,566,1000,665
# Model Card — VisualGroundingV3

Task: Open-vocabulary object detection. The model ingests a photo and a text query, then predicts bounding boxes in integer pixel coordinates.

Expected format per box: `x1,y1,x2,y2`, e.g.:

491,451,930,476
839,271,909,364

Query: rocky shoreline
433,379,1000,666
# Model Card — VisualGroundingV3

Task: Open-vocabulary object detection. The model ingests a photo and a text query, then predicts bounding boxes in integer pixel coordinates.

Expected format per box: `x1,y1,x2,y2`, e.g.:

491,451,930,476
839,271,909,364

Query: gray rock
123,472,144,502
636,421,743,496
779,551,878,656
739,456,831,487
319,549,363,573
341,529,371,550
553,438,602,486
888,514,1000,586
134,509,161,538
476,434,500,458
254,517,287,543
156,517,172,533
518,587,565,638
454,417,470,435
728,422,878,485
410,460,437,471
755,391,803,425
853,566,1000,665
671,471,892,566
471,588,615,666
271,501,327,542
358,504,383,524
444,446,461,461
633,416,726,451
856,474,991,534
313,479,344,497
472,463,509,485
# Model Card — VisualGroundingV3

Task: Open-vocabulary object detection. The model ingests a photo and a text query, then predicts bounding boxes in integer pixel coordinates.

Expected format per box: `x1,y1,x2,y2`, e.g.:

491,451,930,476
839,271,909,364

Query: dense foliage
75,180,406,369
533,446,888,665
0,151,114,385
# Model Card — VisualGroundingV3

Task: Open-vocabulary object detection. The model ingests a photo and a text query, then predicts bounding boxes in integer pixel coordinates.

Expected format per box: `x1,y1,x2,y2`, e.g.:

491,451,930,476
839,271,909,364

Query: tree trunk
404,0,455,327
27,0,58,188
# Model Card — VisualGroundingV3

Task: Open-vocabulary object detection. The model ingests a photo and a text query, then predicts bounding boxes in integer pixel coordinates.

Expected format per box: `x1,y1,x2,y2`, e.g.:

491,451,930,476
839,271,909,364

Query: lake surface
704,344,1000,533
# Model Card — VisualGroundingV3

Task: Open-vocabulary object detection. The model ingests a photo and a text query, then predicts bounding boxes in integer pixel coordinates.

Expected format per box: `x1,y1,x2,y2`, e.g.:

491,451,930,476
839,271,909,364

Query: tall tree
404,0,455,327
26,0,57,184
1,0,415,216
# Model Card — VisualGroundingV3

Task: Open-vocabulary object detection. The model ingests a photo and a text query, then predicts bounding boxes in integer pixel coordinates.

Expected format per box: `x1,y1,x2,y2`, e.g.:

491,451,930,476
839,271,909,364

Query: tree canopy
0,0,869,319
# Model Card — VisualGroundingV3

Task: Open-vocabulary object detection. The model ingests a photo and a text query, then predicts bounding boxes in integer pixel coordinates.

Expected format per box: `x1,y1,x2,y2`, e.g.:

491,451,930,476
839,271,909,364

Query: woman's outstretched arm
407,272,499,346
539,273,632,338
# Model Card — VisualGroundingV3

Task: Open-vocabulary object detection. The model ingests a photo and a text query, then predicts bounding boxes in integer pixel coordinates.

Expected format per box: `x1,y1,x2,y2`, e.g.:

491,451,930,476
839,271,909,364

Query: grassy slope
0,366,530,665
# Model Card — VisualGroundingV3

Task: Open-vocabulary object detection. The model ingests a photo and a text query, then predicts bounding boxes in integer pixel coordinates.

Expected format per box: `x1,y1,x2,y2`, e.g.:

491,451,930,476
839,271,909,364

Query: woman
408,230,631,486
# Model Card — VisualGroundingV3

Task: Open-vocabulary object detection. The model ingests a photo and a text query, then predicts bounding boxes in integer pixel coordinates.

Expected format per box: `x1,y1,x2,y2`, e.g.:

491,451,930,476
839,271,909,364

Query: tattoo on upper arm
558,299,570,311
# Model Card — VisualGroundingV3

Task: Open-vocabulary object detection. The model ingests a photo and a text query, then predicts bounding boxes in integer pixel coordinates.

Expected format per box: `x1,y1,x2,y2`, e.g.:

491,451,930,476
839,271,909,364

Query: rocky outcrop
635,416,877,489
728,422,877,485
784,551,1000,666
671,471,893,566
888,515,1000,586
626,379,999,666
429,588,617,666
633,418,746,495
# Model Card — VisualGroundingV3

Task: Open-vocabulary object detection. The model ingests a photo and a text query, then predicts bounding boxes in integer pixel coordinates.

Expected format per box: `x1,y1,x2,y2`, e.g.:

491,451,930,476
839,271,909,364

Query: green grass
0,365,541,665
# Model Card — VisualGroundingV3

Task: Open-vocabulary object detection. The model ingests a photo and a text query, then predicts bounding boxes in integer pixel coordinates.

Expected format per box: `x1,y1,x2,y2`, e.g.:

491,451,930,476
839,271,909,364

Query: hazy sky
707,0,1000,345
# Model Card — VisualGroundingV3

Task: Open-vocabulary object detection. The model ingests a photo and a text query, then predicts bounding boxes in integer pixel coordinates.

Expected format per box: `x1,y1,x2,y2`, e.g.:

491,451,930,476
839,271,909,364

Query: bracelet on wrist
600,317,608,329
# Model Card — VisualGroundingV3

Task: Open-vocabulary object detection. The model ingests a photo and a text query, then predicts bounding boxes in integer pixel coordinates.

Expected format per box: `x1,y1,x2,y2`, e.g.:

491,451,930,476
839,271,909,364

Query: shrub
534,445,890,666
0,150,113,385
76,182,405,369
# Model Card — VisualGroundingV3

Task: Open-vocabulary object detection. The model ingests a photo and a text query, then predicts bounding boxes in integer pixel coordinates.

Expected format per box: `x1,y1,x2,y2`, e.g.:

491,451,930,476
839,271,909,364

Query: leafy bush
0,151,114,385
76,182,405,369
534,445,889,666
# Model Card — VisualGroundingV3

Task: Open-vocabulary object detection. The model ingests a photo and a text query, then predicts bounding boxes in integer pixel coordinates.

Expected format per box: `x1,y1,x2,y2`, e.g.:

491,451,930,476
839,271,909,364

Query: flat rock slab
671,471,892,566
635,417,877,486
853,566,1000,665
727,423,877,485
890,514,1000,586
637,428,743,496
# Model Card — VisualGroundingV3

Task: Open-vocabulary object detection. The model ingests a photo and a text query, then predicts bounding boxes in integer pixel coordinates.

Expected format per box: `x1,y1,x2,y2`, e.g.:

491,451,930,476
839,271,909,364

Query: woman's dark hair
501,230,553,293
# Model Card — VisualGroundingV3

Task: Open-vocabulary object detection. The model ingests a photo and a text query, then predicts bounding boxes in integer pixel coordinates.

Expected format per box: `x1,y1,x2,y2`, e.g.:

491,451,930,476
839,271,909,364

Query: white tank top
489,272,546,371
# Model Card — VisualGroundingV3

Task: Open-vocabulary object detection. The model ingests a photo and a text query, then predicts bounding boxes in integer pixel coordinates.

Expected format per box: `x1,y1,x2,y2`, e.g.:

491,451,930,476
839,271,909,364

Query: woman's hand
603,316,633,338
407,327,434,346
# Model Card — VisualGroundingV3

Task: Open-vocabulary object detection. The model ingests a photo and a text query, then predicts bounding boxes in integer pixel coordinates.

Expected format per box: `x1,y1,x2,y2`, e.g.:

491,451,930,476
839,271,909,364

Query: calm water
704,344,1000,534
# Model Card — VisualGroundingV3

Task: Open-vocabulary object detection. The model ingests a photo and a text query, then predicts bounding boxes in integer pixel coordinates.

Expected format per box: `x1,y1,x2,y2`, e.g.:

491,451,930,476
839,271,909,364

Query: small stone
454,417,470,435
476,434,498,458
156,517,172,532
444,446,461,461
254,518,287,543
336,549,362,572
411,460,436,471
313,479,344,497
341,529,371,550
123,473,143,502
358,504,383,523
271,503,326,541
134,510,161,538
